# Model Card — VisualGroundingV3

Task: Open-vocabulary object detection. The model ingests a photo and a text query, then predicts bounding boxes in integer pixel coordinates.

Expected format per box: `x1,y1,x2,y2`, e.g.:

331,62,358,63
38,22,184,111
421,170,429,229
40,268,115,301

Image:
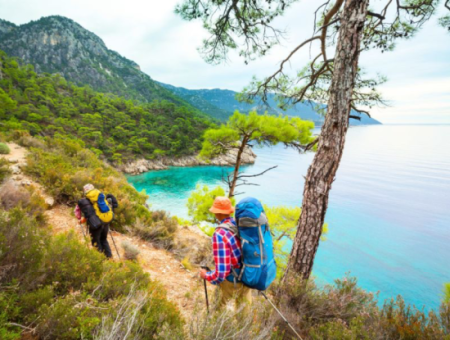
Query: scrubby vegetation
0,205,182,340
0,50,214,162
130,211,178,249
275,275,450,339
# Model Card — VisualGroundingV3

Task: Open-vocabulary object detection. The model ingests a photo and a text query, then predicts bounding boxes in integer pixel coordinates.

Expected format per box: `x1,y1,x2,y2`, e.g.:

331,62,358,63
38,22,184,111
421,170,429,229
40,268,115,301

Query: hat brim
209,206,235,214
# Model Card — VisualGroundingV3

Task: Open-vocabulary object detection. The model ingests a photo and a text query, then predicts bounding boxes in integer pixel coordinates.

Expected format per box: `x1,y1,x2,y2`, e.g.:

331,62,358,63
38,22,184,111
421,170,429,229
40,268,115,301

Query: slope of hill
160,83,382,125
0,16,204,113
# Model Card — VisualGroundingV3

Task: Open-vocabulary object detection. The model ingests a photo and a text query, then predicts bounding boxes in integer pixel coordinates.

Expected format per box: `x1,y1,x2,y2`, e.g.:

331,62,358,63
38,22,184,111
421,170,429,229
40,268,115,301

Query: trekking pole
201,266,211,313
78,220,86,238
106,198,121,260
109,230,121,260
260,291,303,340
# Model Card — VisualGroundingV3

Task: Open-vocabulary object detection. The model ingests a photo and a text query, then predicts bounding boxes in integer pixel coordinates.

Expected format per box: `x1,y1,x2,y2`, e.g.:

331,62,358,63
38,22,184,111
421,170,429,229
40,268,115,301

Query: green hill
0,50,213,162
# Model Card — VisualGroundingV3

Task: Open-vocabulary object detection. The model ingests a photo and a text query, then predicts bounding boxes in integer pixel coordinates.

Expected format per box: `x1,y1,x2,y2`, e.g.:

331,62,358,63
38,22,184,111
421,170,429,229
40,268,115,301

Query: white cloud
0,0,449,123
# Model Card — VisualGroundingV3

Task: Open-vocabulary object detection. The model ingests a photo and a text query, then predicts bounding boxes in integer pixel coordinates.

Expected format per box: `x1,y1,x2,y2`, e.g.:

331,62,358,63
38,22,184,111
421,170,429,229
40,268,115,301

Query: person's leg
100,224,112,258
218,280,236,307
236,284,252,307
89,226,102,252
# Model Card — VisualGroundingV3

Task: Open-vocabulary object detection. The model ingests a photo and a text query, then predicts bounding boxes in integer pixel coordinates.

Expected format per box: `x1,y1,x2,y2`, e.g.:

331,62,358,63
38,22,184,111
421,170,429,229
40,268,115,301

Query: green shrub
35,293,103,339
0,207,48,287
88,261,151,301
0,292,21,340
18,285,55,323
42,232,105,295
0,143,10,155
187,185,235,224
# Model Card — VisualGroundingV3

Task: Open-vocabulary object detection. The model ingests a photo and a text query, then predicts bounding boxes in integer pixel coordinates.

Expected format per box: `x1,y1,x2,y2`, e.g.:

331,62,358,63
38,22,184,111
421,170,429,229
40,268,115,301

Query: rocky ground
1,143,216,320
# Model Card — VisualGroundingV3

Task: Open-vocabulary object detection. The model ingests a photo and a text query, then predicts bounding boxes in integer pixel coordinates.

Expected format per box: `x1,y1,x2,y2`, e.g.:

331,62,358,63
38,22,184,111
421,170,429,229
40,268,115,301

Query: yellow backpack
85,189,113,223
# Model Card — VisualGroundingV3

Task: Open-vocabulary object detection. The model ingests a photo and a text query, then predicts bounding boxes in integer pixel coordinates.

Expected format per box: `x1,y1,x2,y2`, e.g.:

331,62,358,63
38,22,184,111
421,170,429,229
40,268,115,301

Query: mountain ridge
159,82,382,125
0,15,209,116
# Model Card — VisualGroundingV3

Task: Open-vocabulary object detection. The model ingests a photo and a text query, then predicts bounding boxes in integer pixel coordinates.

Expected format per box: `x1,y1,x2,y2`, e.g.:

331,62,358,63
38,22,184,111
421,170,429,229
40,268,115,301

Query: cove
127,125,450,311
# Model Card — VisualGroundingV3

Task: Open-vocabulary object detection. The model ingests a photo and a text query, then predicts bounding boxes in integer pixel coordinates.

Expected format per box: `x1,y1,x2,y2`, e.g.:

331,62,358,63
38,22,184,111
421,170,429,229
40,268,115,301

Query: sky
1,0,449,124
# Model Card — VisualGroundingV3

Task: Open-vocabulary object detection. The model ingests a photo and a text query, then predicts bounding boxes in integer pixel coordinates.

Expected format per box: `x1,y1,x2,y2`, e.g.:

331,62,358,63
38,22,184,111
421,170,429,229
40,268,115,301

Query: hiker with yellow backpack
75,184,118,258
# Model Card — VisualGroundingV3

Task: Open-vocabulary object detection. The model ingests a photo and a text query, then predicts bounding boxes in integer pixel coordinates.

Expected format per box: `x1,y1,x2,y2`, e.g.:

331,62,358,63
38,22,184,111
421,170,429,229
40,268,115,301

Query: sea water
127,125,450,310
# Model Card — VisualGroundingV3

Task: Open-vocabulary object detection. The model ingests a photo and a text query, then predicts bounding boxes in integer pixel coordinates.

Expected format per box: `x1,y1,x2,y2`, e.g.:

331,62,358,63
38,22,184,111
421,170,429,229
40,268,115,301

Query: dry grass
122,240,140,261
131,213,178,250
93,282,148,340
0,180,29,210
157,297,276,340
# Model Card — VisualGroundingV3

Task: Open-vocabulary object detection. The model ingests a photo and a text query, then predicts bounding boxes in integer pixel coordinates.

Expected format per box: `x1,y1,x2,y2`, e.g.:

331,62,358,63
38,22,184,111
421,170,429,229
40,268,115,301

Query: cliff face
0,16,192,106
119,147,257,175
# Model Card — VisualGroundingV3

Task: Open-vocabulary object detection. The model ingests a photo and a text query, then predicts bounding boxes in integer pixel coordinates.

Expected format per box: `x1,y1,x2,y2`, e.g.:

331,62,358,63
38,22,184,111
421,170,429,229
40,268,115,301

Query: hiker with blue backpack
199,196,252,306
199,196,276,308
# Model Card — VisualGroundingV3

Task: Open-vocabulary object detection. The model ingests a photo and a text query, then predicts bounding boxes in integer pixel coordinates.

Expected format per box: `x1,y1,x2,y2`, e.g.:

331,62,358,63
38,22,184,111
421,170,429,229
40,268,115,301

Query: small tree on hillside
199,110,315,197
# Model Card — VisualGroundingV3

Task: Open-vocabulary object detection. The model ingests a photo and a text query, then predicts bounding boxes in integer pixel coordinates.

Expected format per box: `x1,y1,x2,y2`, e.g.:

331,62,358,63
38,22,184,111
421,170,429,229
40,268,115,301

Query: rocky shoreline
119,147,257,175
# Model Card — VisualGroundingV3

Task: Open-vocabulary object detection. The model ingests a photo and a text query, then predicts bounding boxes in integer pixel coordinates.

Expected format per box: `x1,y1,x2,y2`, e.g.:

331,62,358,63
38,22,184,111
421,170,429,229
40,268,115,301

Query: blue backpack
222,197,277,291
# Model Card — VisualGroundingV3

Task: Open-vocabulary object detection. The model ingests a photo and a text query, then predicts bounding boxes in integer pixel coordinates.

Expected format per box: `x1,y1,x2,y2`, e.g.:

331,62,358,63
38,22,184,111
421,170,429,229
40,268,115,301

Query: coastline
118,146,257,175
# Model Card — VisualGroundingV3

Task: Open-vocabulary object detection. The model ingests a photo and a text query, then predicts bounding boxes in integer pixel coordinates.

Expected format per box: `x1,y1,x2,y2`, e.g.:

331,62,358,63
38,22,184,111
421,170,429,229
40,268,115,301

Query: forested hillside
0,51,214,162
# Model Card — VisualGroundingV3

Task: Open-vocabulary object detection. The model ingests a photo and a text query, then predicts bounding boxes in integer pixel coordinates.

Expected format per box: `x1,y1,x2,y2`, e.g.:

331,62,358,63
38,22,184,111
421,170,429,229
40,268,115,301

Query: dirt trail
1,143,214,319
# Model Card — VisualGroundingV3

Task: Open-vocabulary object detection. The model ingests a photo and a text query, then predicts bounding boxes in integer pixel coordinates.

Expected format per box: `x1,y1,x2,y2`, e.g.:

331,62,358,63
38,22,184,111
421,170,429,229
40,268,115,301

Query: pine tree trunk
228,137,249,197
284,0,369,281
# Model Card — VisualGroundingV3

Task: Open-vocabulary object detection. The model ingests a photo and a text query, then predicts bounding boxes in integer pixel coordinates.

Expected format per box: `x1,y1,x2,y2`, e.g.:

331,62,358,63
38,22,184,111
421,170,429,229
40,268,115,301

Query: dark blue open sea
127,125,450,310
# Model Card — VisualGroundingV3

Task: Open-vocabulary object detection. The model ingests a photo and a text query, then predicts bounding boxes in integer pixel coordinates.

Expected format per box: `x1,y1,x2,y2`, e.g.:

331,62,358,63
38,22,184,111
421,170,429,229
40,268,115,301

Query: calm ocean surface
127,125,450,310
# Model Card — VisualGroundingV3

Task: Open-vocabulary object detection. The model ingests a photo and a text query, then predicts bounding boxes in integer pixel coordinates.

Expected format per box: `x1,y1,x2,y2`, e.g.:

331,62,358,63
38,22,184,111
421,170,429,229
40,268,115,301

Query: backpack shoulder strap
217,222,239,237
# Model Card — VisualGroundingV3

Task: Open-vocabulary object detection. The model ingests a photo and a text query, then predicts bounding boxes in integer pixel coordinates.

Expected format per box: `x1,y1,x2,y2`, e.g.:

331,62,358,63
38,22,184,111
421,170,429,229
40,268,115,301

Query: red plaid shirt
204,217,242,285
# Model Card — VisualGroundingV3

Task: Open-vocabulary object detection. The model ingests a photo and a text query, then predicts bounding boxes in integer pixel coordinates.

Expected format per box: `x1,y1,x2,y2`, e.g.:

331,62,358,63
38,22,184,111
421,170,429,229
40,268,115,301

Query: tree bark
284,0,369,281
228,136,249,197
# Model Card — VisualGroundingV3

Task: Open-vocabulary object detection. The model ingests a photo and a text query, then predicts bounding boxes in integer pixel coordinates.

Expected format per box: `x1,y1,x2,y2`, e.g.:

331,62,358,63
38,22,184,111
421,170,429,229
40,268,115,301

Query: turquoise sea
127,125,450,310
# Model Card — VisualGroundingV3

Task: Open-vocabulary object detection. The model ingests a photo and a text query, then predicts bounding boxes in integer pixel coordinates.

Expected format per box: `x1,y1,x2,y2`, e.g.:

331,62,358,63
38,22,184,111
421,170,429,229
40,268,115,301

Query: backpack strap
217,222,239,236
218,222,241,285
